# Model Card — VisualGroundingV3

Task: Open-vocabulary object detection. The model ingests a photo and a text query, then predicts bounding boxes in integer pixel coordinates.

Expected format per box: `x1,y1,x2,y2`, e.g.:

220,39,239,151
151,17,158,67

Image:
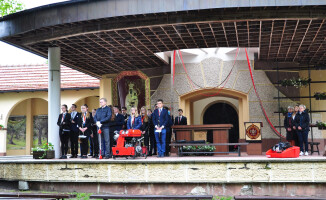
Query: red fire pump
112,129,148,159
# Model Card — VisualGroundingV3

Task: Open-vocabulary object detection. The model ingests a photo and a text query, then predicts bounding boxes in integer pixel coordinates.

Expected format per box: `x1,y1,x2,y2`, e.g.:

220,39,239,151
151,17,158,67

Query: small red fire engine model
112,129,148,159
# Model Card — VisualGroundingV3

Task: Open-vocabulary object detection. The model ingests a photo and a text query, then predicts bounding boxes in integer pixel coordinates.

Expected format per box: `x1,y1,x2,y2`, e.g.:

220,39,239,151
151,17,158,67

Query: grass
6,138,26,150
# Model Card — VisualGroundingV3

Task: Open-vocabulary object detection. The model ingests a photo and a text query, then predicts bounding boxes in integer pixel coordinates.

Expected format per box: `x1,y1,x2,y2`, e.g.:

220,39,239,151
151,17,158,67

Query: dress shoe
81,155,87,159
60,155,67,159
88,154,93,157
104,156,111,159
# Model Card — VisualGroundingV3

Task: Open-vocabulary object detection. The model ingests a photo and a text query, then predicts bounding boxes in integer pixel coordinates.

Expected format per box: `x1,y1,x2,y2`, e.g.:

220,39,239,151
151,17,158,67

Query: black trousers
70,130,79,156
148,130,156,155
90,126,99,156
60,131,69,155
80,137,89,156
165,128,172,155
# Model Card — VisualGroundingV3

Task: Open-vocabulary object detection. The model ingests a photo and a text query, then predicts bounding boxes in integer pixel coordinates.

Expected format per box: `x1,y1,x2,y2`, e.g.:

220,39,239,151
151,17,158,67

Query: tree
0,0,24,17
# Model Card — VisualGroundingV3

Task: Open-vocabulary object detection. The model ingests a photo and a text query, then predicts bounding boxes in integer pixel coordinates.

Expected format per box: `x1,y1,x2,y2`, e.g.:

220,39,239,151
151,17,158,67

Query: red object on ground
112,129,142,156
266,146,300,158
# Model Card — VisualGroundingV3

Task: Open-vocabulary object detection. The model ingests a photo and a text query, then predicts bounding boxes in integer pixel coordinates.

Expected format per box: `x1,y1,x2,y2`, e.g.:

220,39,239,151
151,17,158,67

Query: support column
48,47,61,158
25,99,33,155
100,76,113,105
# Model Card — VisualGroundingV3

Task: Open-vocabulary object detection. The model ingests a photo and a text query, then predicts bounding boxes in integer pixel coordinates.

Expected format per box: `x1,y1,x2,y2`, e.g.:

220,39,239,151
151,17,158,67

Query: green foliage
32,142,54,152
183,145,216,152
213,196,233,200
314,92,326,100
316,121,326,129
280,77,311,88
0,0,24,17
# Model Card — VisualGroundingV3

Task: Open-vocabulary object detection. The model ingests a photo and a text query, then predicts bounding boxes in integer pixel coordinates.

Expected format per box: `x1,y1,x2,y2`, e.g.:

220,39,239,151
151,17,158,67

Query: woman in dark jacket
284,106,295,146
78,104,93,158
140,106,149,154
294,104,310,156
57,104,71,159
127,107,142,130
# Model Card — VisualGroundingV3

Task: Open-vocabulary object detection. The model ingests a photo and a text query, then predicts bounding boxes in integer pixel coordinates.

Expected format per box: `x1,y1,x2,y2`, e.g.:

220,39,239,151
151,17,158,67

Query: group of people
284,104,310,156
57,98,187,159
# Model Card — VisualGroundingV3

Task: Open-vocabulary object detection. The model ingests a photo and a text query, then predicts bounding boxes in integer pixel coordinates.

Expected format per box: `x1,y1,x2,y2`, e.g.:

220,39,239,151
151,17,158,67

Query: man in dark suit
174,109,187,125
57,104,71,159
121,106,129,130
152,99,169,158
174,109,187,141
110,106,125,148
69,104,80,158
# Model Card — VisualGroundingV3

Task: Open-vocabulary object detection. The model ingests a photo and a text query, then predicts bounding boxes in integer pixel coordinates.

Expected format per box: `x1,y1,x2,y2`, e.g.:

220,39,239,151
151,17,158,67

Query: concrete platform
1,155,326,198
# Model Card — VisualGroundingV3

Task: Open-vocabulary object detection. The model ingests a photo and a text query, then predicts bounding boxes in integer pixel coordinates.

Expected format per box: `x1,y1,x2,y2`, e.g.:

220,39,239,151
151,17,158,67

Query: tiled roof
0,64,100,91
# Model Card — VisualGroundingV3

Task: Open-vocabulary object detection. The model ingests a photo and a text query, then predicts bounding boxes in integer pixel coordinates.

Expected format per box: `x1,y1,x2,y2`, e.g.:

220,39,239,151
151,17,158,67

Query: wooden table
172,124,233,154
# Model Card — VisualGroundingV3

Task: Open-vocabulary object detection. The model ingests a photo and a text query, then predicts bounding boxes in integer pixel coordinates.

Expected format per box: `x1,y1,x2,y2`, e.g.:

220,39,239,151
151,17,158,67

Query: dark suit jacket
77,112,93,137
174,115,187,125
70,111,80,133
112,113,125,132
57,112,71,135
294,111,310,132
140,115,149,132
152,108,169,128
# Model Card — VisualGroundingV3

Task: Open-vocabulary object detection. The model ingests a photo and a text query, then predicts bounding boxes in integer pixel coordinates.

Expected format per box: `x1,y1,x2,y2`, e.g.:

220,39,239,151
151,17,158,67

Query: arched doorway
203,102,239,151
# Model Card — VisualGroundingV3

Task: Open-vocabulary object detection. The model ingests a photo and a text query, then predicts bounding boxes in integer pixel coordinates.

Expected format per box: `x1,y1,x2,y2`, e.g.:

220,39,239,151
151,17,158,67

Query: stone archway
179,88,249,140
6,98,48,156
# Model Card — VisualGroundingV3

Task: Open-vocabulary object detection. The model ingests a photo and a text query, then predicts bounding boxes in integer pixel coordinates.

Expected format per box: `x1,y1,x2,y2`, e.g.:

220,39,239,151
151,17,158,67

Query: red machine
266,146,300,158
112,129,148,159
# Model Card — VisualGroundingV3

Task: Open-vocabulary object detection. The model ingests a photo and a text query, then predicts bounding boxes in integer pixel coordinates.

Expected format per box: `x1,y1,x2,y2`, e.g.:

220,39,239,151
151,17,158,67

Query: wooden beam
276,20,286,59
301,19,325,62
285,20,299,61
234,22,239,47
171,25,189,49
258,21,262,59
209,23,219,47
267,20,274,60
196,23,209,48
221,22,229,47
293,20,312,62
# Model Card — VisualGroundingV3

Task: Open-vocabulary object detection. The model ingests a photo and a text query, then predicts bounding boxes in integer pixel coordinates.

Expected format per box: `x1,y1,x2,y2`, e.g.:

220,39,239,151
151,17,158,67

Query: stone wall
1,159,326,184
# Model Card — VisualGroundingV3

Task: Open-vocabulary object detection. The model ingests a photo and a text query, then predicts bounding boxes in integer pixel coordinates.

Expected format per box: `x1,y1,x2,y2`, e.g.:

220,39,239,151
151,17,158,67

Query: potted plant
316,121,326,130
32,142,55,159
280,77,311,88
182,144,216,156
314,92,326,100
0,125,3,130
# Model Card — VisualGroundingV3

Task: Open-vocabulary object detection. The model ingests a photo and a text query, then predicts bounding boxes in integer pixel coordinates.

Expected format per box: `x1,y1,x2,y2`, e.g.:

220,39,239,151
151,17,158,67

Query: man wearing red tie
174,109,187,126
152,99,169,157
174,109,187,141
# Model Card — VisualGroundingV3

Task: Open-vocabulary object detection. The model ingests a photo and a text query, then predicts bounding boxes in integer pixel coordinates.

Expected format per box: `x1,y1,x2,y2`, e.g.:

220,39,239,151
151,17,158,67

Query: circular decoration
246,124,261,139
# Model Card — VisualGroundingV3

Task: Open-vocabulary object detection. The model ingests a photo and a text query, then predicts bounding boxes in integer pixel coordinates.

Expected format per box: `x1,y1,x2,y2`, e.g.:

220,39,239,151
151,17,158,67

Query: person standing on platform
292,105,300,146
89,109,99,158
69,104,80,158
57,104,71,159
164,107,173,157
108,105,116,151
127,107,142,130
121,106,129,130
284,106,295,146
112,106,125,134
78,104,93,159
152,99,169,158
140,106,149,154
94,98,112,159
294,104,310,156
174,109,188,141
147,109,156,156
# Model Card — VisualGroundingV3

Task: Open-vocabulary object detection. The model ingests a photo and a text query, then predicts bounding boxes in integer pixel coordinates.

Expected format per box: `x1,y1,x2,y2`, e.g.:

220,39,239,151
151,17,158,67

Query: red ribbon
245,48,285,139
